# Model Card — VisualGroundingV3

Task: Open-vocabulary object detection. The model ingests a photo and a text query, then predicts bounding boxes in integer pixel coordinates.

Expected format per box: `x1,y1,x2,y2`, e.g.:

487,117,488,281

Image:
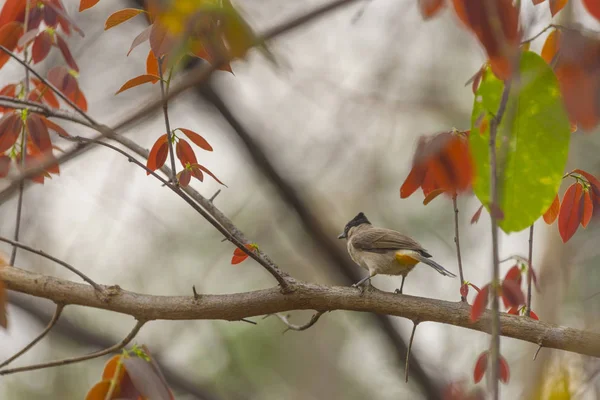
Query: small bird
338,212,456,294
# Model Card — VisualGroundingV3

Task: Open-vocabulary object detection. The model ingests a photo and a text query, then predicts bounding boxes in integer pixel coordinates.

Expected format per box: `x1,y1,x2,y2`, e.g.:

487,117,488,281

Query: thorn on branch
405,321,419,383
533,343,543,361
239,318,257,325
192,285,200,300
209,189,221,203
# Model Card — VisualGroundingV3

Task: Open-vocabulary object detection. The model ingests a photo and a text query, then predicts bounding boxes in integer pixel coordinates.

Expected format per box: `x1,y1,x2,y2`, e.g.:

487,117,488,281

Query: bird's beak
337,232,346,239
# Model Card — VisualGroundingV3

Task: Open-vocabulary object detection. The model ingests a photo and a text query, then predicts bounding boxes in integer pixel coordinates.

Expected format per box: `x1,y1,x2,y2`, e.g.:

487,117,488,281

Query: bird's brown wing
351,228,432,257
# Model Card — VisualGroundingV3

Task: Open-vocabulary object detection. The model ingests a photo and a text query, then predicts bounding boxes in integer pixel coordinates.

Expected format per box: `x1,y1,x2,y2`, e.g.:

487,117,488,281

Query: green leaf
469,51,571,233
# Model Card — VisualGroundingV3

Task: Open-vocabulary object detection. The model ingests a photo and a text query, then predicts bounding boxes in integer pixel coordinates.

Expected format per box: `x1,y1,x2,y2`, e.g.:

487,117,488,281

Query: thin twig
10,1,32,266
158,58,177,183
452,194,466,302
0,236,102,291
272,311,324,333
405,322,418,383
239,319,257,325
0,319,146,375
0,304,64,368
526,224,534,317
533,343,542,361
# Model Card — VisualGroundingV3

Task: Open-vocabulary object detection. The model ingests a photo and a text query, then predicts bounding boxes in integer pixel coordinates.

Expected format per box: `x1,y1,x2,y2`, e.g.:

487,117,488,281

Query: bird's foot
394,288,402,295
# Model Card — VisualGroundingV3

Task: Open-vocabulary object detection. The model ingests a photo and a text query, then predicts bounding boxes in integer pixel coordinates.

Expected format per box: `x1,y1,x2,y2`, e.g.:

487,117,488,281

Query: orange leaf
42,117,70,138
0,21,24,70
471,204,484,224
501,279,525,309
529,310,539,320
146,50,159,79
79,0,100,12
176,139,197,167
541,29,559,64
177,128,213,151
549,0,568,16
85,380,118,400
423,188,445,205
116,74,160,94
558,182,583,242
532,0,546,4
70,86,88,112
470,283,489,322
146,134,169,174
0,83,16,112
543,193,560,224
473,351,488,383
105,8,145,30
0,0,26,28
582,0,600,21
507,306,519,315
102,355,126,383
573,169,600,200
581,190,593,227
499,355,510,383
418,0,446,19
0,113,22,153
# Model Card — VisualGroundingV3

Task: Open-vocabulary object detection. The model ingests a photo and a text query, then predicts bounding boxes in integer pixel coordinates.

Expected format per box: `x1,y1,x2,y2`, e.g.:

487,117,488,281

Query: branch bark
3,266,599,358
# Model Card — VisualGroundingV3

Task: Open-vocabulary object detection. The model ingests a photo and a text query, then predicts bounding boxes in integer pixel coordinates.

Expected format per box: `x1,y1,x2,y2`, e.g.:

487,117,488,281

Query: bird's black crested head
338,212,371,239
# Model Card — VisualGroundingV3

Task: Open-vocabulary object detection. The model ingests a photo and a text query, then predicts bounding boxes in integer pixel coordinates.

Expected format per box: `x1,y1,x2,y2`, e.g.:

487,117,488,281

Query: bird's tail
414,254,457,277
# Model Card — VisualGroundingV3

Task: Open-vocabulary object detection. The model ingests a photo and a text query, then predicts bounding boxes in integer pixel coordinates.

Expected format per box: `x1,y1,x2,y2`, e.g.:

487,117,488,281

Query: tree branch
0,318,146,375
452,194,466,302
270,311,325,333
2,266,599,358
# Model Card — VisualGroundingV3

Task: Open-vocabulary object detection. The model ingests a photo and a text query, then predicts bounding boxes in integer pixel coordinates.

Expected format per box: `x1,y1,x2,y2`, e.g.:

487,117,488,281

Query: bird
337,212,456,294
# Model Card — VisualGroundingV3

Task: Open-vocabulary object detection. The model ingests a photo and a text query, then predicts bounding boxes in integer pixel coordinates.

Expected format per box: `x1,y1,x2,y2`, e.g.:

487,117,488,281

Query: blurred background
0,0,600,398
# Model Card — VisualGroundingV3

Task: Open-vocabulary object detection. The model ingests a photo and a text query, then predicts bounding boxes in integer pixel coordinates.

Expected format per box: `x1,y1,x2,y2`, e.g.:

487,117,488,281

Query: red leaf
507,306,519,315
26,113,52,153
423,188,445,205
0,155,10,177
84,380,112,400
499,355,510,383
116,75,160,94
470,284,489,322
419,0,446,19
146,134,169,174
470,66,484,94
583,0,600,21
0,21,24,70
121,356,174,400
558,182,584,242
543,193,560,224
177,128,213,151
127,25,152,56
471,204,484,224
105,8,145,30
231,244,257,265
79,0,100,12
178,169,191,187
468,282,481,293
176,139,197,167
460,283,469,298
69,86,87,112
501,279,525,309
0,84,16,112
401,165,426,199
582,190,593,227
504,265,522,285
532,0,546,4
32,31,52,64
146,50,159,80
529,310,539,320
149,22,173,59
190,166,203,182
31,79,60,109
0,0,25,29
573,169,600,200
196,164,226,186
47,66,77,97
55,33,78,72
0,113,22,153
473,351,488,383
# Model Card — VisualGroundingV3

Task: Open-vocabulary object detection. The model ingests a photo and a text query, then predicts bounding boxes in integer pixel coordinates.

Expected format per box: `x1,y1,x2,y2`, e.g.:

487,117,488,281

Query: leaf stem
526,224,534,317
158,58,177,184
452,194,467,301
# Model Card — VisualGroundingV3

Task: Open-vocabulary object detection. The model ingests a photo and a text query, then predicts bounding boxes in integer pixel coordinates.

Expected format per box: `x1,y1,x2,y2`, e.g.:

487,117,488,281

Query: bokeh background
0,0,600,399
